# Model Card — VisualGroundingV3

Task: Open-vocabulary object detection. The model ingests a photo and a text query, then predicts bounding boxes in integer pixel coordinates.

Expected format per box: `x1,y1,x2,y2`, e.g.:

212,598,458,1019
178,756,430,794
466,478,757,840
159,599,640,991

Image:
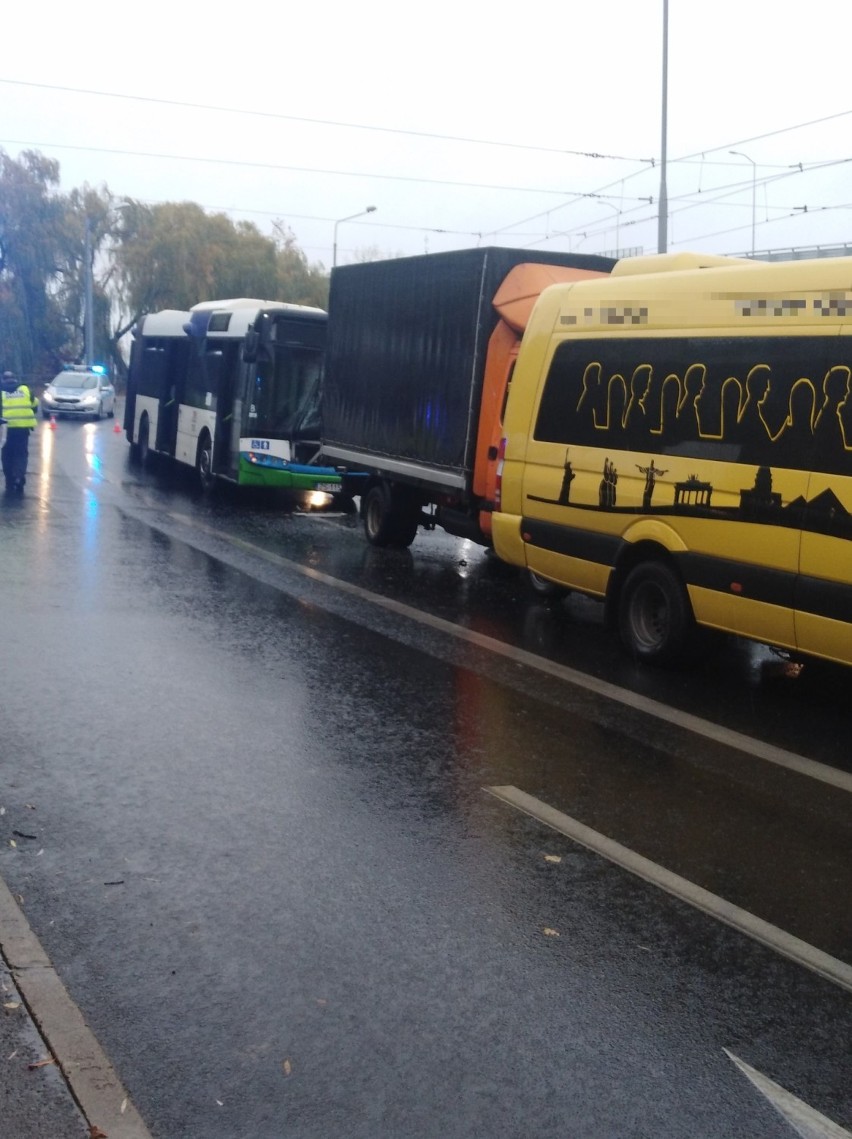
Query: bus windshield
249,341,324,439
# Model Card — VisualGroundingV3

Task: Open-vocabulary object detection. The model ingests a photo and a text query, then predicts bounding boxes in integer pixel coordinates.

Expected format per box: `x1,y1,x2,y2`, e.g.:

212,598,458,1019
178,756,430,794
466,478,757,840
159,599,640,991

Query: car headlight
80,394,97,404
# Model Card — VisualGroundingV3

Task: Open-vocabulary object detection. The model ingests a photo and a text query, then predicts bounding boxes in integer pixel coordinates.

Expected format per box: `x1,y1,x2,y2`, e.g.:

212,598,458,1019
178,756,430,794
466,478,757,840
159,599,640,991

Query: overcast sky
2,1,851,268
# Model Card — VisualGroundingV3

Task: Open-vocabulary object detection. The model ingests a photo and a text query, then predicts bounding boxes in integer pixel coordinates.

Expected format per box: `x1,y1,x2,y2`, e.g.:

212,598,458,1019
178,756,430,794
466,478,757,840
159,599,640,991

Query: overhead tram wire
496,151,852,251
129,193,496,248
7,75,844,206
7,77,848,254
490,107,852,246
0,77,652,166
673,107,852,165
9,80,847,171
490,154,826,249
670,201,852,249
664,155,852,227
10,78,847,250
0,137,658,203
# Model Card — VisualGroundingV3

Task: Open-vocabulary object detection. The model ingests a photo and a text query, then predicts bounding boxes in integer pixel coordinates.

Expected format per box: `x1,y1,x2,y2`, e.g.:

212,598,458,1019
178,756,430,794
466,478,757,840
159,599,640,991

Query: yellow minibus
492,252,852,667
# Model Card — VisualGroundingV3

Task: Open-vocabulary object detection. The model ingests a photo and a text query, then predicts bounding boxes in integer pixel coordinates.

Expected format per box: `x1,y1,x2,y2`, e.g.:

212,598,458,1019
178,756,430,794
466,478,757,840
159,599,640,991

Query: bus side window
186,349,221,409
140,347,165,398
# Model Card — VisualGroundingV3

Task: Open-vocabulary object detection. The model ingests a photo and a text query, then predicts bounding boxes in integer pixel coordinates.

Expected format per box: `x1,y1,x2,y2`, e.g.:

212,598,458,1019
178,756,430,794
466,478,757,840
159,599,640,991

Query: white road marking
0,875,154,1138
168,512,852,798
725,1050,852,1138
484,784,852,996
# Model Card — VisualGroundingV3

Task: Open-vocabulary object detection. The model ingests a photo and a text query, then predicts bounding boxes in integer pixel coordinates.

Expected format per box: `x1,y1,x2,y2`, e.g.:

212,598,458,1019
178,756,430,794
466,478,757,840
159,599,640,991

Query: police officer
0,371,38,494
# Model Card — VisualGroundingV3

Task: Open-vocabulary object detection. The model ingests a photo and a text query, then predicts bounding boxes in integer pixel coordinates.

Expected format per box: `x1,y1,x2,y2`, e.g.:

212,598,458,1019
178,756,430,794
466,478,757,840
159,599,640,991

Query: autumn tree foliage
0,148,330,384
0,150,75,380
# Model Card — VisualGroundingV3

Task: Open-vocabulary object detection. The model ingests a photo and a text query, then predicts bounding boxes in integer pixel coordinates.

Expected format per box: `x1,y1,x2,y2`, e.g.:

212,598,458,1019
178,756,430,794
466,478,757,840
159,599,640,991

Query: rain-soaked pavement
1,411,851,1138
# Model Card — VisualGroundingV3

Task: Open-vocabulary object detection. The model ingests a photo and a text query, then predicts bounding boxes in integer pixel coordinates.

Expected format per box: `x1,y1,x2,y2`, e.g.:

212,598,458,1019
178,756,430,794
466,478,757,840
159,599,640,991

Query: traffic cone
49,415,57,430
113,419,122,433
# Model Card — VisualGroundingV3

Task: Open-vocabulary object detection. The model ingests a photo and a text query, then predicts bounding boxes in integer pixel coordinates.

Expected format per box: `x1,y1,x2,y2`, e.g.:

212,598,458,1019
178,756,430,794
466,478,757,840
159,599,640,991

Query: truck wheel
388,489,421,548
196,431,215,492
617,560,695,666
391,514,419,548
363,484,396,546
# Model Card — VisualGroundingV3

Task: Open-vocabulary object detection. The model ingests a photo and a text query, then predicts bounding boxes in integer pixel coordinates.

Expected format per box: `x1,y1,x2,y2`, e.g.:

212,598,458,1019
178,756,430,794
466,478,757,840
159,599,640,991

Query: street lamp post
658,0,669,253
594,201,622,257
332,206,377,268
729,150,756,256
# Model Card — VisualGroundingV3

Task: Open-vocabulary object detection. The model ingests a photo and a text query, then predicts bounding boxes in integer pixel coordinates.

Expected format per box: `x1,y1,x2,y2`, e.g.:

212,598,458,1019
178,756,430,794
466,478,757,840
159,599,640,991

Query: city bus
123,298,342,495
492,251,852,669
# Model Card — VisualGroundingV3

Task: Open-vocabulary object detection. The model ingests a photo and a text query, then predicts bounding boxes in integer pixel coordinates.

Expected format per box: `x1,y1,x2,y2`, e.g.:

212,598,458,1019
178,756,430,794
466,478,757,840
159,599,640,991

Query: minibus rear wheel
618,560,695,666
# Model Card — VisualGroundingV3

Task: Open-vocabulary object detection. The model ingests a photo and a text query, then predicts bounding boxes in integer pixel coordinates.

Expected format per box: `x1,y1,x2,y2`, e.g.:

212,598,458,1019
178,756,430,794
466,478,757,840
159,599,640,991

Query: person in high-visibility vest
0,371,38,494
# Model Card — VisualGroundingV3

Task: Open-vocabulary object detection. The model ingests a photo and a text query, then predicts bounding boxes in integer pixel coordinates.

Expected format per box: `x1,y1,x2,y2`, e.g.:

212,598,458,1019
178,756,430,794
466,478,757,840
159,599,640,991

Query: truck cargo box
322,247,615,491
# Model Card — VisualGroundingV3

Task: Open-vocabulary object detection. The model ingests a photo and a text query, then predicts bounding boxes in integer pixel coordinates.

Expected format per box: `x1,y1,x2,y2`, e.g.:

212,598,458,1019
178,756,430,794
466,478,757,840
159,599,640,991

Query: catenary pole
657,0,669,254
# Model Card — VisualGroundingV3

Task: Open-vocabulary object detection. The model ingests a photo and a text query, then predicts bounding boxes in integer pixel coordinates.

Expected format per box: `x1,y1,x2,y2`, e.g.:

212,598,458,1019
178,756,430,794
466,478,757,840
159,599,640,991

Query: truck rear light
494,437,507,509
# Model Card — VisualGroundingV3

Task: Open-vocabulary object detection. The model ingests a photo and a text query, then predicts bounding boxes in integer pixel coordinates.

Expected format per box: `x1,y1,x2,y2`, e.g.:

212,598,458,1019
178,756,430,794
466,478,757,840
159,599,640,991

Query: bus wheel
132,415,150,466
196,432,215,492
363,484,395,546
618,560,695,666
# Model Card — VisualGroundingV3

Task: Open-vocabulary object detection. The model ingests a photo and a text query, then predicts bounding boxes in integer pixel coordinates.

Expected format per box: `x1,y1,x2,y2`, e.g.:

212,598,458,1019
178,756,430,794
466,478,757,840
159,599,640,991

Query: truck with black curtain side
321,247,614,547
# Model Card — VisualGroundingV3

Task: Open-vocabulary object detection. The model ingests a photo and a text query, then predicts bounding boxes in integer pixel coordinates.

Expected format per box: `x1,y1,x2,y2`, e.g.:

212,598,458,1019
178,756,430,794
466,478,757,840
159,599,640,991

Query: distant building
728,243,852,262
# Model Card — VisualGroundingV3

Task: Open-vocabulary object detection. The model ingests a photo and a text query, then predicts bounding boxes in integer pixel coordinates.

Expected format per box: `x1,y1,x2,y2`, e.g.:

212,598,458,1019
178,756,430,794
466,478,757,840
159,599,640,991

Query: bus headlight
307,491,333,509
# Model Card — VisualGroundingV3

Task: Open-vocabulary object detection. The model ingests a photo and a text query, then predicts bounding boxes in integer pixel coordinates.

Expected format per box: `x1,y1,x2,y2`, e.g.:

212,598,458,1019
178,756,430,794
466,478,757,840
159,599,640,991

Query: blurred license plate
315,482,341,493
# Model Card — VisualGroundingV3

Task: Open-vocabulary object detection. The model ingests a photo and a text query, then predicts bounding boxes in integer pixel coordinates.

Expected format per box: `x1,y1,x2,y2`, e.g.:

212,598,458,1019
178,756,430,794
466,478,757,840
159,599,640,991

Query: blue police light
62,363,108,374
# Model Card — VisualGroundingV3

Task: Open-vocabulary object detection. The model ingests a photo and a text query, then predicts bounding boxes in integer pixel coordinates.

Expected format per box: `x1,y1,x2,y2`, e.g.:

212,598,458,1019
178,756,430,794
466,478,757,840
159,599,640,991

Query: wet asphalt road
1,413,851,1138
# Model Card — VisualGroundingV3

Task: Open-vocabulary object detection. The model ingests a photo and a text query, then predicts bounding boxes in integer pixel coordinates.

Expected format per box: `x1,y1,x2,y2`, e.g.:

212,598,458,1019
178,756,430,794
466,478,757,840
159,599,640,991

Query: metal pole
657,0,669,254
729,151,757,256
332,206,376,268
751,163,756,255
84,217,94,367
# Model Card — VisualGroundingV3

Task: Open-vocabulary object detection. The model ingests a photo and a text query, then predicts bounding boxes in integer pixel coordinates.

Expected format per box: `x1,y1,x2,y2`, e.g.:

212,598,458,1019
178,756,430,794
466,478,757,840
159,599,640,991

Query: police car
42,365,116,420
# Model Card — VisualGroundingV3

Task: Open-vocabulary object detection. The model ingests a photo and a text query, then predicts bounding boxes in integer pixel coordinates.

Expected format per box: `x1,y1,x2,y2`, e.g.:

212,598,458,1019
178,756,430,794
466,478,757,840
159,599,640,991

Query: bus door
213,342,240,477
154,341,182,455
